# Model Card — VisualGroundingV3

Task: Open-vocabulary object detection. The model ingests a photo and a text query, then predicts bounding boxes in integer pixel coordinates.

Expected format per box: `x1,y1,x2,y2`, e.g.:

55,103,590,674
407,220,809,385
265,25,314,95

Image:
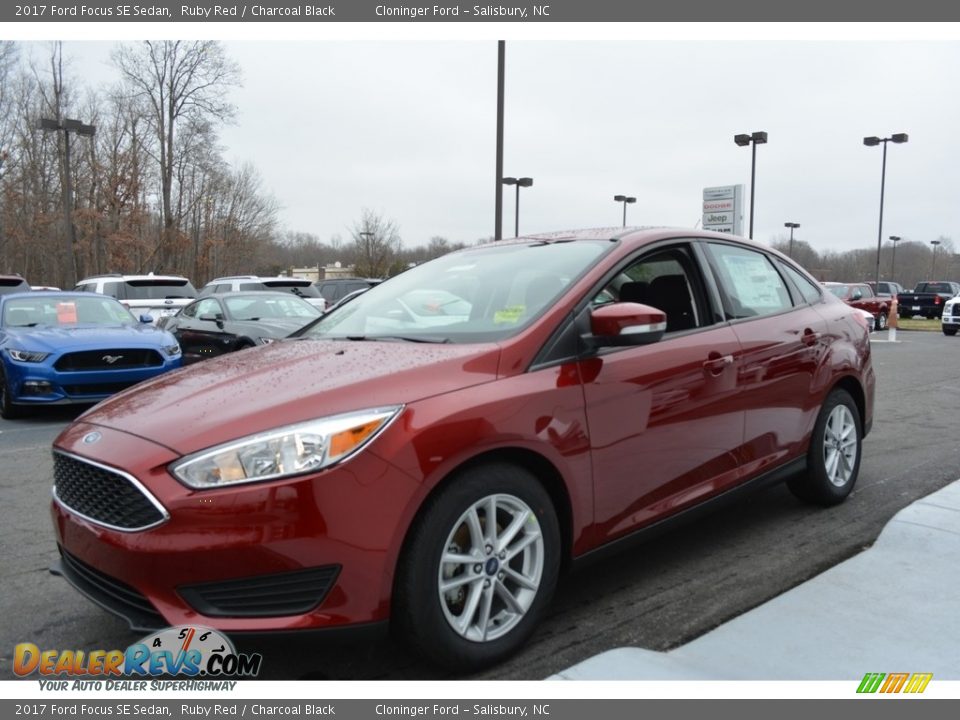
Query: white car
200,275,327,311
74,274,198,325
941,296,960,336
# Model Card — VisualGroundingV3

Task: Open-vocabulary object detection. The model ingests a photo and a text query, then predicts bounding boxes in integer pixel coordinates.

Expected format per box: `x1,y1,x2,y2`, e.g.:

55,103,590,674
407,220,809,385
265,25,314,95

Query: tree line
0,41,471,288
1,40,954,290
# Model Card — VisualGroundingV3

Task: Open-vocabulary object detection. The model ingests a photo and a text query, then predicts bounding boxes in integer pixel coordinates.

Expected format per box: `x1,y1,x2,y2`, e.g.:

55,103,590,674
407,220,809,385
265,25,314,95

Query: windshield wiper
343,335,451,344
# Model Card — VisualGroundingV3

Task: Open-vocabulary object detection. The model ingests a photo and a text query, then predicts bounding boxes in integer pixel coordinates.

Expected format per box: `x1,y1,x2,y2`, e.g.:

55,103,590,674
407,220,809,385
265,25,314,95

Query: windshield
3,295,136,327
224,294,321,321
827,285,851,299
302,240,611,343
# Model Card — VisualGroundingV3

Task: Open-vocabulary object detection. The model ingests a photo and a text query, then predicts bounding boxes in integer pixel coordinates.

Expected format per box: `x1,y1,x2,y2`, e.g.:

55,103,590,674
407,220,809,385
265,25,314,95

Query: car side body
50,228,874,670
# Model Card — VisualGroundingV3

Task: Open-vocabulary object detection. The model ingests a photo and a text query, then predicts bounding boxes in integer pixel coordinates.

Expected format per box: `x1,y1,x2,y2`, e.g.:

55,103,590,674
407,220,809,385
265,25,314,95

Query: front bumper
5,357,181,405
51,422,420,632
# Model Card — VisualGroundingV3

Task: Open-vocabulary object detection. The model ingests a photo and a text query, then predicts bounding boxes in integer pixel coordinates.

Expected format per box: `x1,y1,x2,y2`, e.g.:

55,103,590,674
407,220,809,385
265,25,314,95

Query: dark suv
0,275,31,295
315,278,382,306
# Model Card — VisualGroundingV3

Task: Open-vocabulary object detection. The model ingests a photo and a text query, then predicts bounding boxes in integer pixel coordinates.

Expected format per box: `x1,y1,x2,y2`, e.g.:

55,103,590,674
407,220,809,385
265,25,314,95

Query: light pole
501,177,533,238
613,195,636,228
734,131,768,239
39,117,95,288
931,239,941,277
784,222,800,258
864,133,908,289
889,235,901,281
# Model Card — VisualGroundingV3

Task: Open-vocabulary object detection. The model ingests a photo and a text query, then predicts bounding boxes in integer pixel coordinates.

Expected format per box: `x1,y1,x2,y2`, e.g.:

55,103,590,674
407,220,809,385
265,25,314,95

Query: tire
394,463,561,671
0,365,24,420
788,389,862,506
875,312,886,332
943,328,958,336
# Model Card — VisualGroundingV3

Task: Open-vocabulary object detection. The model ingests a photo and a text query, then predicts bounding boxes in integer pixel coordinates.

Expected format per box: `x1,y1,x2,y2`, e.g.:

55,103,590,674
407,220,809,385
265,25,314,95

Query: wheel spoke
504,565,539,591
495,578,526,615
440,572,476,593
442,552,476,566
466,507,484,550
456,581,483,635
503,528,540,561
496,509,530,553
484,496,498,545
477,584,495,641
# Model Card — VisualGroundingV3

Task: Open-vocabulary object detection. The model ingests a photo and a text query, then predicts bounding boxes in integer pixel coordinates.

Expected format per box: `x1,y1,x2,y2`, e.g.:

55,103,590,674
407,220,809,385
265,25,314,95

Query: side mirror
587,303,667,347
139,314,154,324
851,290,862,300
199,313,225,328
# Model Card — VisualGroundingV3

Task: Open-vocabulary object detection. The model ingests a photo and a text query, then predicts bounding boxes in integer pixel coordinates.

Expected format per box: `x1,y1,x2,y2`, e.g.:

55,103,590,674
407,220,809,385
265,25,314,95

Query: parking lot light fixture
38,117,96,288
501,176,533,238
613,195,636,228
931,239,941,277
889,235,901,280
784,222,800,258
734,131,767,239
864,133,909,289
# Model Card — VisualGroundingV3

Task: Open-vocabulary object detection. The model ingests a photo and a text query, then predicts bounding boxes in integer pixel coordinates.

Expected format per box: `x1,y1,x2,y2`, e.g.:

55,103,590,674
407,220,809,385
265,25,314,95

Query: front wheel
788,389,862,506
944,327,958,336
0,365,24,420
394,463,561,671
875,312,887,331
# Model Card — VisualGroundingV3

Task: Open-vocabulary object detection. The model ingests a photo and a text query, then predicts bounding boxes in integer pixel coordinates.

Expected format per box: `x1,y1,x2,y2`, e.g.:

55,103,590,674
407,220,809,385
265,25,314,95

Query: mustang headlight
7,349,50,362
163,344,181,357
170,406,403,489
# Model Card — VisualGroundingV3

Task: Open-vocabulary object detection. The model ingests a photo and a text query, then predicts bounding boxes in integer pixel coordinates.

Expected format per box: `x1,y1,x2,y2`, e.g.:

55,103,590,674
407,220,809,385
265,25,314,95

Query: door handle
703,352,734,375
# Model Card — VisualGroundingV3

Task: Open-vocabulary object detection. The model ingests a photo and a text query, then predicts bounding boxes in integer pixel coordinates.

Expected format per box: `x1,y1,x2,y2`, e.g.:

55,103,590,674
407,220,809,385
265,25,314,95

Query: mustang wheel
788,388,862,506
395,463,560,671
0,366,24,420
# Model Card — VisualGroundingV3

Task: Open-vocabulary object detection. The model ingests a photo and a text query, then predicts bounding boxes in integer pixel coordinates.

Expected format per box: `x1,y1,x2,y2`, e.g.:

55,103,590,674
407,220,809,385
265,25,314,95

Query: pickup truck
897,281,960,319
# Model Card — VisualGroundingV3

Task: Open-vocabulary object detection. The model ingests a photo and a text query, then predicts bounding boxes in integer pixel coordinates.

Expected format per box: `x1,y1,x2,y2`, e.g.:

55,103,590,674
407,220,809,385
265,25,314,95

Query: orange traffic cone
888,297,898,342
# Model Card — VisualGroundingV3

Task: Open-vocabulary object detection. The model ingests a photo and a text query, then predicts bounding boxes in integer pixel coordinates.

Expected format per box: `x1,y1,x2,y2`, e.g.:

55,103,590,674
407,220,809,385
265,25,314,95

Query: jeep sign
703,185,744,235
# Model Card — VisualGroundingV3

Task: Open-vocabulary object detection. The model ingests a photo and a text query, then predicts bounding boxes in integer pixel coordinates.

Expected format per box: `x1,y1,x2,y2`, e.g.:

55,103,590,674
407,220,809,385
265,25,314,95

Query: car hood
226,318,313,338
78,338,502,455
4,324,174,352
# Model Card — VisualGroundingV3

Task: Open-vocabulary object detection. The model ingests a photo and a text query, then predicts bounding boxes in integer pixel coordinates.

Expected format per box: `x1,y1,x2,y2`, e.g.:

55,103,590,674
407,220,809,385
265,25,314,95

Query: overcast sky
14,30,960,253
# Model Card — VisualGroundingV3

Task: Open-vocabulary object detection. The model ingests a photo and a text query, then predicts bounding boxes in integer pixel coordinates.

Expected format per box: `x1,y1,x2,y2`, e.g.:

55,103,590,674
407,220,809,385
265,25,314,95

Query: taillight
935,296,942,305
852,311,870,331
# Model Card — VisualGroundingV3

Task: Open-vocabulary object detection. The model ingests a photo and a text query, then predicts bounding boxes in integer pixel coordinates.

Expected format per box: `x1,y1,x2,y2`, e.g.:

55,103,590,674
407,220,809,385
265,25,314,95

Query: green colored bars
857,672,933,694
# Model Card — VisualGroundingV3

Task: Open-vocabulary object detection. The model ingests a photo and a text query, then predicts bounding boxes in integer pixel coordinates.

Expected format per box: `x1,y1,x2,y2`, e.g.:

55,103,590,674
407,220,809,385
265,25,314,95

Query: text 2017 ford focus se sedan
50,229,874,670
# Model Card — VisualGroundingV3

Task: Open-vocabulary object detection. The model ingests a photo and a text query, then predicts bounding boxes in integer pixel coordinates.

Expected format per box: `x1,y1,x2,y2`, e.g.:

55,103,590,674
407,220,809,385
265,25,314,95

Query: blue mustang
0,292,182,419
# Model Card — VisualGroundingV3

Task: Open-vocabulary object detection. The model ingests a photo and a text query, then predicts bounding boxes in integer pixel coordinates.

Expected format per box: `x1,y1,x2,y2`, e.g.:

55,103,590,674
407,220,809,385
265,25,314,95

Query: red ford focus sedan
50,228,874,670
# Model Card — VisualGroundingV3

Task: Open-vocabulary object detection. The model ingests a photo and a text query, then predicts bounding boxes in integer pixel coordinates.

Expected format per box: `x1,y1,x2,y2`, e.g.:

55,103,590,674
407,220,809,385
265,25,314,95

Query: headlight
258,337,276,345
7,349,50,362
170,405,403,489
163,344,181,357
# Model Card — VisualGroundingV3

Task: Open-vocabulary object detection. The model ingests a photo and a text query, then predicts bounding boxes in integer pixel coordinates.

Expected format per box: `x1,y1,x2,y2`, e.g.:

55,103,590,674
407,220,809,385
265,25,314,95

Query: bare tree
350,208,401,278
112,41,240,269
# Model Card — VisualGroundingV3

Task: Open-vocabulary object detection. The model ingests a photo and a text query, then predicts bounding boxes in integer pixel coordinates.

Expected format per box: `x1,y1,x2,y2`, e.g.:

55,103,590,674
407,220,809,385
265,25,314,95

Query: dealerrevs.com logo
14,626,262,688
857,672,933,694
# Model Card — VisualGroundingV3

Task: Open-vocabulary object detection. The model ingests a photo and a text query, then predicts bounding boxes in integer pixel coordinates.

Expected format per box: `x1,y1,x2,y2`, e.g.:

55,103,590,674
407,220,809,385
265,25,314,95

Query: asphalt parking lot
1,329,957,681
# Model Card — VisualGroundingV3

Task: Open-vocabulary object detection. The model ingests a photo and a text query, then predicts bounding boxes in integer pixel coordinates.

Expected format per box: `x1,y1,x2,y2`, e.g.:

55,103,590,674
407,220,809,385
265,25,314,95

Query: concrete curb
550,481,960,680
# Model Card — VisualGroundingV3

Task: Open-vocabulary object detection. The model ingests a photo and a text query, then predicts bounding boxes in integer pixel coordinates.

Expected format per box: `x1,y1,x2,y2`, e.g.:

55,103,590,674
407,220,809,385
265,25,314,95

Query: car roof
197,291,312,299
208,276,313,284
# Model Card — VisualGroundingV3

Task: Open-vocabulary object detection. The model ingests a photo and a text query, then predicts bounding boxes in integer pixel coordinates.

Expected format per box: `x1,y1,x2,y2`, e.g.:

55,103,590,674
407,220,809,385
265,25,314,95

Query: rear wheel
875,312,887,331
0,365,24,420
788,389,861,506
394,463,561,671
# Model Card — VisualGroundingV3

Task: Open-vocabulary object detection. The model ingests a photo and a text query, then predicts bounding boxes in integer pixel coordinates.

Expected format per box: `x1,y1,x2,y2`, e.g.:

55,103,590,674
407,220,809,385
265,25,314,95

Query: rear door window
706,243,794,319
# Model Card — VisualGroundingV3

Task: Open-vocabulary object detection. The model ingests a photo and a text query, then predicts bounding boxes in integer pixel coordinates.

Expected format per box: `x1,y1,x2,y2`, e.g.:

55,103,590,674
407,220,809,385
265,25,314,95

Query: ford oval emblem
82,431,102,445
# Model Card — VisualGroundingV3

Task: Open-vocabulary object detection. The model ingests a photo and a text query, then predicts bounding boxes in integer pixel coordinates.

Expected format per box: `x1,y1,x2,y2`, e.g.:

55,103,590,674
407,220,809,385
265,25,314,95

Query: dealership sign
702,185,744,235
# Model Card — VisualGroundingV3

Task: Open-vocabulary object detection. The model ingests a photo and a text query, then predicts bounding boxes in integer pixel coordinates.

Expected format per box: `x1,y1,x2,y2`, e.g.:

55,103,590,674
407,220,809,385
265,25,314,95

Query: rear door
701,241,828,477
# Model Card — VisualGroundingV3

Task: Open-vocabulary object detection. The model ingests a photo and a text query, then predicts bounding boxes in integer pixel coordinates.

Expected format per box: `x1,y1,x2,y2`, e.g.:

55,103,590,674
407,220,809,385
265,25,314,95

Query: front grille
63,382,139,396
57,546,165,631
53,452,166,531
178,566,341,617
55,349,163,372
